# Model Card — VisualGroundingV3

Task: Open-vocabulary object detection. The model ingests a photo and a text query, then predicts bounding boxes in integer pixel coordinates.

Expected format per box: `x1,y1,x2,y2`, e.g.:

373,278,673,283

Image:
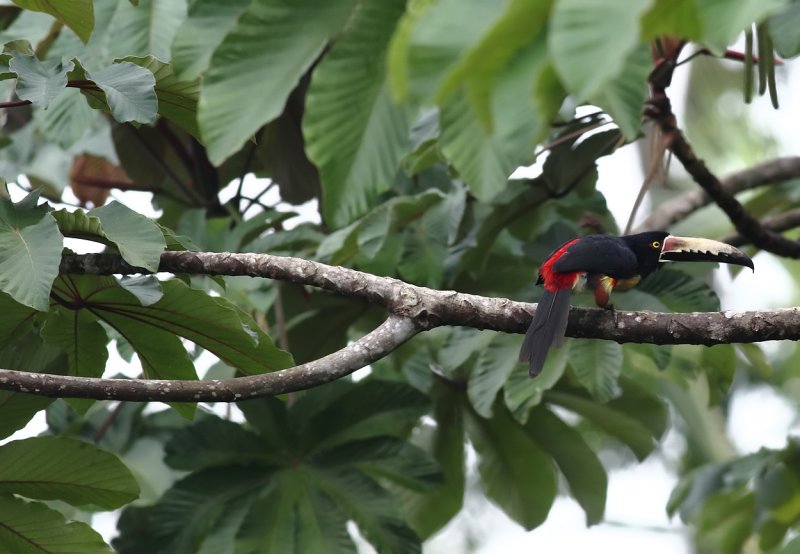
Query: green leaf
304,0,409,227
641,0,703,40
439,39,545,202
316,438,442,492
91,201,166,271
702,344,736,405
120,55,201,138
84,61,158,124
115,466,266,554
0,495,112,553
310,468,421,554
769,2,800,57
637,268,720,312
41,307,109,378
104,0,188,62
468,332,520,418
0,436,139,509
504,346,568,424
592,44,650,140
549,0,652,100
238,469,357,554
466,403,556,529
569,339,623,403
12,0,94,43
34,85,96,147
198,0,358,164
546,390,659,460
0,325,63,440
165,416,278,471
0,191,64,311
118,275,163,306
170,0,252,81
56,275,293,377
525,406,607,525
388,0,507,104
298,380,429,454
396,383,465,538
696,0,787,54
9,52,73,108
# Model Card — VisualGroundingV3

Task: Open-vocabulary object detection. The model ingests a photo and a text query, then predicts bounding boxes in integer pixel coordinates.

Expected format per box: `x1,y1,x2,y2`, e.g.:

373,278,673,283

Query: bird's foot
604,303,618,327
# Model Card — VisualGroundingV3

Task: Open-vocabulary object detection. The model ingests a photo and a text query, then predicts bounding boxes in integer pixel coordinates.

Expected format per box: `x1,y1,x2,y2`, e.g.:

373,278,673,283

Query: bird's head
622,231,754,277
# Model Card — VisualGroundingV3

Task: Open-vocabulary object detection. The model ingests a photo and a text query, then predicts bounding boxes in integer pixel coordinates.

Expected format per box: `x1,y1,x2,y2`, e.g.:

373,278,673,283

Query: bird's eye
651,241,661,249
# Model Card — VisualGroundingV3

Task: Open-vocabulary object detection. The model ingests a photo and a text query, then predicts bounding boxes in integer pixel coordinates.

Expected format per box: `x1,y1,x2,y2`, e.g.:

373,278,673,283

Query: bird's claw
605,304,618,327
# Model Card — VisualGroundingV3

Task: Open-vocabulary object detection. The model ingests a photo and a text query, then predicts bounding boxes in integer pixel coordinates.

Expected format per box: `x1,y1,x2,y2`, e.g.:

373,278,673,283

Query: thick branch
0,250,794,401
723,208,800,247
635,156,800,232
0,316,419,402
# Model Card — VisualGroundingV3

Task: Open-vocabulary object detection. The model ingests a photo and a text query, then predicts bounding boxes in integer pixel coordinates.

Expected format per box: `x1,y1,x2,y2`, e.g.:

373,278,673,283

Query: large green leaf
34,85,96,147
170,0,252,81
525,406,607,525
316,437,442,492
41,307,109,378
297,380,429,454
115,466,266,554
120,55,201,137
439,40,546,201
12,0,94,43
198,0,358,164
641,0,703,40
304,0,409,227
504,346,568,423
468,332,520,418
388,0,507,104
0,436,139,509
54,275,293,376
0,191,63,311
84,61,158,124
9,52,73,108
312,468,421,554
546,390,659,460
769,2,800,57
165,416,280,471
549,0,651,100
637,268,720,312
695,0,787,53
466,403,556,529
568,339,624,403
0,495,112,553
395,382,465,539
238,469,357,554
0,327,63,440
105,0,188,62
592,44,650,140
91,201,166,271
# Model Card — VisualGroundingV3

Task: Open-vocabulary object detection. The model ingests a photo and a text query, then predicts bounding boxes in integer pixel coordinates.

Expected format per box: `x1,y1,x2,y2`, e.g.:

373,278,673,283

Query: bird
519,231,754,377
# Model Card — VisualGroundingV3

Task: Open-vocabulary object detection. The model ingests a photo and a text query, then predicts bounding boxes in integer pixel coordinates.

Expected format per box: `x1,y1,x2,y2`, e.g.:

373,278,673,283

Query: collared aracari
519,231,754,377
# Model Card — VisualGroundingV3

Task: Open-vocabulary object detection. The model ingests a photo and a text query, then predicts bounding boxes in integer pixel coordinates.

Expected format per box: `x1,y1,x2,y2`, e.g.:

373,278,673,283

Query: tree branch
0,250,793,402
647,61,800,258
635,156,800,232
723,207,800,247
0,315,419,402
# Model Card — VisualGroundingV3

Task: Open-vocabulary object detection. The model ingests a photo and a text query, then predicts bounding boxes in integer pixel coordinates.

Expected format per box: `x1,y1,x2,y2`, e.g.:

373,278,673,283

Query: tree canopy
0,0,798,552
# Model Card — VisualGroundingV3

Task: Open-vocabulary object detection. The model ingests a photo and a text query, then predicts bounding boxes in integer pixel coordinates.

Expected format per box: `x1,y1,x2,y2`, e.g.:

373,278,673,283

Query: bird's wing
550,235,639,277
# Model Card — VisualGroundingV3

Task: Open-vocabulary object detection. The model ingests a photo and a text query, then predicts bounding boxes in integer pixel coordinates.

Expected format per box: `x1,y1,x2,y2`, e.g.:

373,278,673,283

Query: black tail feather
519,288,572,377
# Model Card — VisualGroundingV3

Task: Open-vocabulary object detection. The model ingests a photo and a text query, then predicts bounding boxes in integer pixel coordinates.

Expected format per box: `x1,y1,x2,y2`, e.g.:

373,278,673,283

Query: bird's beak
659,235,754,270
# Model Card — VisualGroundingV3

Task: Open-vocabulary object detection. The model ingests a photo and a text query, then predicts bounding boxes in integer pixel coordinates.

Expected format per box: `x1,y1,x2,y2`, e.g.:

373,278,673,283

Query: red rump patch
539,238,581,292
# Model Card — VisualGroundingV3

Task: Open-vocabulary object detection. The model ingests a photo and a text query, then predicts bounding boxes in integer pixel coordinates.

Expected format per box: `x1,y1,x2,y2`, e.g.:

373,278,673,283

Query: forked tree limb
0,250,783,403
647,59,800,258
